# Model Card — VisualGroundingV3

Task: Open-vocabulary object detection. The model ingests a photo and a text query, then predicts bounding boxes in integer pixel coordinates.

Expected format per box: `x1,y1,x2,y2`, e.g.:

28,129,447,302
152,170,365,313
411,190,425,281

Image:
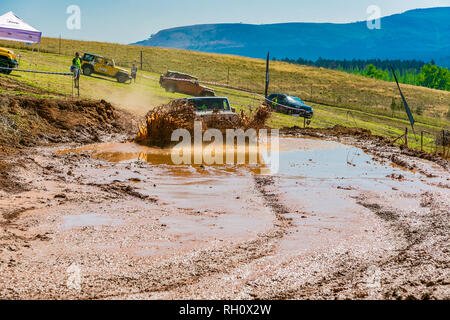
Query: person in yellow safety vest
273,96,278,110
71,52,82,89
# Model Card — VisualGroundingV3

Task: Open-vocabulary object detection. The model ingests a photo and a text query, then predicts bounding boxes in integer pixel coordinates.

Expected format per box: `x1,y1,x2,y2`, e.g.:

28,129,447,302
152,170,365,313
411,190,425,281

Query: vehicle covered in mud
81,53,132,83
185,97,238,120
0,47,19,74
266,93,314,119
160,71,215,97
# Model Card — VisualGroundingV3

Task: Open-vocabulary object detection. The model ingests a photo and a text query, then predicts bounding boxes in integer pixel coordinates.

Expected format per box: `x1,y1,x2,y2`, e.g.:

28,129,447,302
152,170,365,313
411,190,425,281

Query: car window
189,98,230,111
83,54,95,62
287,96,304,104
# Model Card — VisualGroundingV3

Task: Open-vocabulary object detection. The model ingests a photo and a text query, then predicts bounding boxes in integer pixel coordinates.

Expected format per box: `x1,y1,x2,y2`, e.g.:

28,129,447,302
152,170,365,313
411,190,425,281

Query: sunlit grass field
0,37,448,153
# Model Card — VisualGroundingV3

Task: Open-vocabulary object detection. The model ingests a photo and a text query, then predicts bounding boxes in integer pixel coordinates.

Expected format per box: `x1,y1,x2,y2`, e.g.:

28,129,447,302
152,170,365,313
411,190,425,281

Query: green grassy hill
0,37,449,153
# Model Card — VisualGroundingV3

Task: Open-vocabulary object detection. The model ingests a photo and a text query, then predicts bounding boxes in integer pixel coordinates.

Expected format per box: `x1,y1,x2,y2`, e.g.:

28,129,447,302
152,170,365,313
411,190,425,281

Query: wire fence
1,40,448,157
0,66,80,97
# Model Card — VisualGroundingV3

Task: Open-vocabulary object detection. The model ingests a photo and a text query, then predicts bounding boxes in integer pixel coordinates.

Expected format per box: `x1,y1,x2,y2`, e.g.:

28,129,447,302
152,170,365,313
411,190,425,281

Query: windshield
168,72,197,80
189,98,230,111
82,54,95,62
287,96,304,105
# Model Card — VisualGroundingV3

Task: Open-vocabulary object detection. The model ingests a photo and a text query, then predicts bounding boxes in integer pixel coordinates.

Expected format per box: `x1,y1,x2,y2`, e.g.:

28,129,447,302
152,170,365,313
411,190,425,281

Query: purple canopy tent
0,11,41,43
0,11,42,69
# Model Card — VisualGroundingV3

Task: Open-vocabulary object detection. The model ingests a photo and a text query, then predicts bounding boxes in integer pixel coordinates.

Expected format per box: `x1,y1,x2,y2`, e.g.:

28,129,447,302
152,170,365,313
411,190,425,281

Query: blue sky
2,0,449,44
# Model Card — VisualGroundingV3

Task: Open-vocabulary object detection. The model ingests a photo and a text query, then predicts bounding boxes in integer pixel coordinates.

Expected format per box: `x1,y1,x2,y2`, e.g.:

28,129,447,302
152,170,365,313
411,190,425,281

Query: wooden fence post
443,130,446,156
421,131,423,151
405,127,408,148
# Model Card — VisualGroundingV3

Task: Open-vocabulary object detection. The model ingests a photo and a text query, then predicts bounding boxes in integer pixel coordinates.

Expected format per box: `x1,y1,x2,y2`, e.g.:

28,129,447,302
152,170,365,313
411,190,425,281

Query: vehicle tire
0,58,10,74
116,73,129,84
166,83,177,93
82,65,93,76
201,90,215,97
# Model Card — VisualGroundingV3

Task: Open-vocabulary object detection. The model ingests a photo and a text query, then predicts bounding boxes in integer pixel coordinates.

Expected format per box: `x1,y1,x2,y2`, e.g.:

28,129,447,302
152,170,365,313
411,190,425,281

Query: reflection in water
57,138,435,182
57,142,271,168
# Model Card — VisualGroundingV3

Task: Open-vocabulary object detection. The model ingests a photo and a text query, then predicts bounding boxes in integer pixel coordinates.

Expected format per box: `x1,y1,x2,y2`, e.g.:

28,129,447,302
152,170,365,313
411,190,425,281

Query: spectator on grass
71,52,82,89
131,63,138,84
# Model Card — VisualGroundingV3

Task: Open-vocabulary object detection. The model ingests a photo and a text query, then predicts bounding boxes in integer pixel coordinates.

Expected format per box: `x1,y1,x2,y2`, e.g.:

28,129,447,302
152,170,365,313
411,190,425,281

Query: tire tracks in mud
68,175,294,300
354,193,449,299
264,192,449,300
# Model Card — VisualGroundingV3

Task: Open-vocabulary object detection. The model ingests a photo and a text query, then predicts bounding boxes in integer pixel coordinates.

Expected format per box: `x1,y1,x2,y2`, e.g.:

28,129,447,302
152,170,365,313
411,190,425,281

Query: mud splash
135,99,271,147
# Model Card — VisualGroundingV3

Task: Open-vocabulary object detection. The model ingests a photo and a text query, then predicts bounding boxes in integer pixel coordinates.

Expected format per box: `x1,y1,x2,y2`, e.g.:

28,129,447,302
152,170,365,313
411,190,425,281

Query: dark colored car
266,94,314,119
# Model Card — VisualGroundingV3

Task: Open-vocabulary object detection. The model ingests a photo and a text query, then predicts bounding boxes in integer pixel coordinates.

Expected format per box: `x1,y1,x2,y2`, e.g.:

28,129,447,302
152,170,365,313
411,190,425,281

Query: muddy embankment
281,125,449,170
0,91,137,192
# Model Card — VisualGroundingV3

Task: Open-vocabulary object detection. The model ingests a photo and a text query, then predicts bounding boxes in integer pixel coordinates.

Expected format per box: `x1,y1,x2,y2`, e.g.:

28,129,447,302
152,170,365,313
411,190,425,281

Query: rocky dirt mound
136,99,271,147
0,94,136,192
0,95,136,150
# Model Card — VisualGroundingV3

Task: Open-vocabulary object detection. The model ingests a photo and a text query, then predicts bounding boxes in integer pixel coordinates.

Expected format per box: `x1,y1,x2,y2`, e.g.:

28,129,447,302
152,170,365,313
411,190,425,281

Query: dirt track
0,93,449,300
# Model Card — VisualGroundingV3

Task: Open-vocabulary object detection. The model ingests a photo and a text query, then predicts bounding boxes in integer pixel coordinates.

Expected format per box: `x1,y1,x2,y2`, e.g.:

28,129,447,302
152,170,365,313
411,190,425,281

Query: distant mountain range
134,7,450,67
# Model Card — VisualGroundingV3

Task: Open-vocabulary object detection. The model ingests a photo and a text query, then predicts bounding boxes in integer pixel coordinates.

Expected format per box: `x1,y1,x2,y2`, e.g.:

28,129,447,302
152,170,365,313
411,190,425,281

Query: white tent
0,11,41,43
0,11,42,70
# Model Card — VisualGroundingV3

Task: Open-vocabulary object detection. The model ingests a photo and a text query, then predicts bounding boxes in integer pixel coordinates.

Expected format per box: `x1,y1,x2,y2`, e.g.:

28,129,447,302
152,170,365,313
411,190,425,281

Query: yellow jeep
81,53,131,83
0,47,19,75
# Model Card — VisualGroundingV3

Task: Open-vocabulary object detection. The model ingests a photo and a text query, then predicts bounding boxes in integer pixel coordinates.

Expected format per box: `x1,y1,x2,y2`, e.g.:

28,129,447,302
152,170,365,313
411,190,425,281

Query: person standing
71,52,82,89
131,63,138,84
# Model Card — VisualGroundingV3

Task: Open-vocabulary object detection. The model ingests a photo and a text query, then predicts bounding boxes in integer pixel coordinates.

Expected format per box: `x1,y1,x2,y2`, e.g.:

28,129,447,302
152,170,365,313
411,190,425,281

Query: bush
415,105,424,116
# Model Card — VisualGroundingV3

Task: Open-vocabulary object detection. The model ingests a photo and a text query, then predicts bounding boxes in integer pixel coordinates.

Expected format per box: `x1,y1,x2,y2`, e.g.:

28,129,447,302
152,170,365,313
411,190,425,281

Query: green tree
363,64,384,79
418,63,450,90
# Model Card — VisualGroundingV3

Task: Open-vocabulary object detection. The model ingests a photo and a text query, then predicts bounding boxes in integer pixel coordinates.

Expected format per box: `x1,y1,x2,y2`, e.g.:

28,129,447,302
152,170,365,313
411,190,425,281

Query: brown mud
0,95,136,149
0,133,448,300
0,89,448,300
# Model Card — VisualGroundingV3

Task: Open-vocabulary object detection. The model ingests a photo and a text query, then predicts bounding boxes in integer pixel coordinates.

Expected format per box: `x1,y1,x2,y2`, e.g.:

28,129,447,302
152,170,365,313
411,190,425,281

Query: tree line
274,57,450,91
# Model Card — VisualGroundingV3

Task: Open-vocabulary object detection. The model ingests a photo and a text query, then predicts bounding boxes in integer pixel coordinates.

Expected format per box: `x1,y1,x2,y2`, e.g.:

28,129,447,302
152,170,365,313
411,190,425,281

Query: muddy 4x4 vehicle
160,71,215,97
185,97,238,120
0,47,19,75
81,53,131,83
